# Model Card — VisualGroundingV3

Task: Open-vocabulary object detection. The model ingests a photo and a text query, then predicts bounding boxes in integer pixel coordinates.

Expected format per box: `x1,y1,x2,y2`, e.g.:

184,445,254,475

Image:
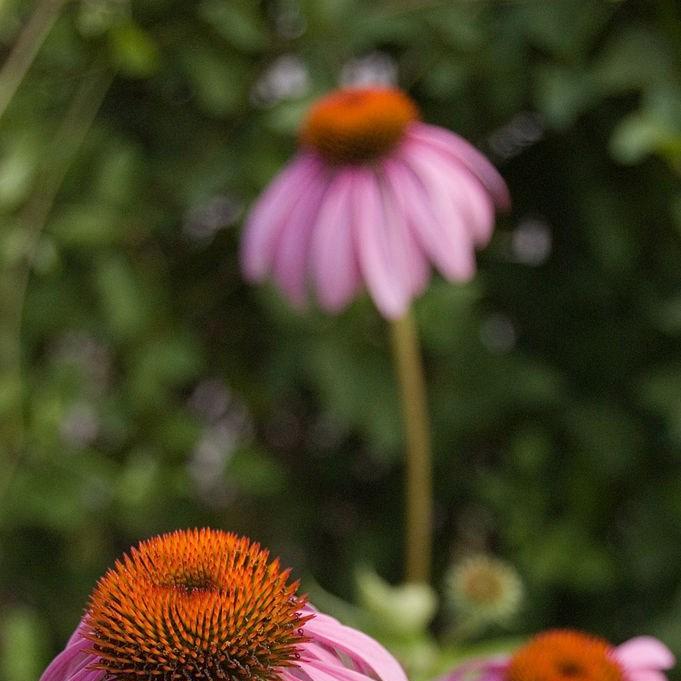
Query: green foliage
1,0,681,678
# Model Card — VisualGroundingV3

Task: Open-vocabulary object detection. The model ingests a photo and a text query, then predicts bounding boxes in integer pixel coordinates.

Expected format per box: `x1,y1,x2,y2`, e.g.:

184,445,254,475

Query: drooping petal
310,168,362,312
350,167,410,319
614,637,675,671
379,167,430,298
39,629,101,681
304,612,408,681
241,153,323,281
405,137,496,247
271,165,331,307
408,122,510,211
385,153,475,283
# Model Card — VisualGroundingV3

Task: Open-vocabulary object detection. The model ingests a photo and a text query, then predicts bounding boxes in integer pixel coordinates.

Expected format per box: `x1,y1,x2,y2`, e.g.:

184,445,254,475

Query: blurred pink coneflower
241,86,509,319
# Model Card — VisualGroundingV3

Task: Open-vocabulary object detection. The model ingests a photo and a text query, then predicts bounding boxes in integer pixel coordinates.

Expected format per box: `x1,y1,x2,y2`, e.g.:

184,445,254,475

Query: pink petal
417,139,494,247
39,632,98,681
441,657,509,681
624,671,671,681
66,620,88,646
408,122,510,211
298,660,375,681
310,168,362,312
282,670,310,681
350,168,410,319
408,139,495,247
379,167,431,298
384,153,475,282
614,637,675,671
241,153,322,281
304,612,408,681
301,642,343,666
271,167,331,307
68,670,105,681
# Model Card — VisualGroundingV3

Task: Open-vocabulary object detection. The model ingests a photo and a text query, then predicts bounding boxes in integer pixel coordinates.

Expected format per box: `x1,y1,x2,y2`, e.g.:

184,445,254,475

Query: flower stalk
389,309,432,583
0,0,69,123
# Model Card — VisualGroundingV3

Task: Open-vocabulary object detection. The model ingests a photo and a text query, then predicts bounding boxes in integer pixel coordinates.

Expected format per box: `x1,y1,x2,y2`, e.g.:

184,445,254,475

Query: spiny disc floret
85,529,310,681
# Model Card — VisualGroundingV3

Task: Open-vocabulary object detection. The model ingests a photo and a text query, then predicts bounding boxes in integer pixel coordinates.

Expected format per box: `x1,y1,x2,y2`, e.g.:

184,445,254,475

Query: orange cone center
300,87,419,164
86,529,309,681
507,630,624,681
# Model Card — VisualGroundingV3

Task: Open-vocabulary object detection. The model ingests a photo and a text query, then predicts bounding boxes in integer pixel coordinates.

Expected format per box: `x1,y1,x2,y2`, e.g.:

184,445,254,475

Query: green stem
0,0,69,124
389,309,433,583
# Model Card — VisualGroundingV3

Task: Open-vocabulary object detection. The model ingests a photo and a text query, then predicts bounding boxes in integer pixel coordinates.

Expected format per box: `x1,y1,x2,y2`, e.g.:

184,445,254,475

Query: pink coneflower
241,86,509,319
39,528,407,681
442,629,675,681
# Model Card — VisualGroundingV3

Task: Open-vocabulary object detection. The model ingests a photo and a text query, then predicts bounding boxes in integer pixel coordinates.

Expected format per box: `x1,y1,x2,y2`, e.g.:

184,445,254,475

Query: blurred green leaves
0,607,48,681
1,2,681,679
198,0,267,52
109,22,160,78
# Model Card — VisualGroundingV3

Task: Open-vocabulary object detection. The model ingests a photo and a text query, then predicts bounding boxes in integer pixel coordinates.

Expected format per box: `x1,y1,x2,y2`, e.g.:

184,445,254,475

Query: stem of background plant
0,0,69,123
389,309,433,584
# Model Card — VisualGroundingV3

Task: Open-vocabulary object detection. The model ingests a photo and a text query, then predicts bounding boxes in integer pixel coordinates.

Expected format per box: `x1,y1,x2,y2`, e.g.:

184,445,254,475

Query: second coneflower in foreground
39,528,408,681
442,629,675,681
241,86,509,319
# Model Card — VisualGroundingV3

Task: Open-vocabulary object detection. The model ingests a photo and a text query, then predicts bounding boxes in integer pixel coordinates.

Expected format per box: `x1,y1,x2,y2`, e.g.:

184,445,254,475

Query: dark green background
1,1,680,679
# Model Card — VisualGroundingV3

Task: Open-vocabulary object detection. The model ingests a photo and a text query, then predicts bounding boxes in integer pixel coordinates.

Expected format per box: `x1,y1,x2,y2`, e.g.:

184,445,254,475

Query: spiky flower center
507,630,624,681
300,87,419,165
86,529,310,681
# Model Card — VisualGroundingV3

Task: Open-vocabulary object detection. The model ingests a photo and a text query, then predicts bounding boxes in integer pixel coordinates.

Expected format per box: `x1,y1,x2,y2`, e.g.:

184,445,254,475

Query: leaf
0,135,38,211
109,22,161,78
593,26,673,93
355,567,437,636
50,203,124,247
0,607,49,681
228,445,286,496
533,65,597,130
519,0,612,60
198,0,267,51
180,45,248,117
95,255,148,339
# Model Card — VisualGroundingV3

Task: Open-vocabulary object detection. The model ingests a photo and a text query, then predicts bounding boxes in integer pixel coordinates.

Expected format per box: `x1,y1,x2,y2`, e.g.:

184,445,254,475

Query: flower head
508,630,623,681
40,528,408,681
241,86,509,319
442,629,675,681
445,554,523,628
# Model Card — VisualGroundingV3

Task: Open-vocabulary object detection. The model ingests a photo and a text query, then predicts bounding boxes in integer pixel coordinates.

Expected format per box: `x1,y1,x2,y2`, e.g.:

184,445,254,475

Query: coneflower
241,86,508,319
40,528,408,681
442,629,674,681
240,86,509,584
445,554,523,632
